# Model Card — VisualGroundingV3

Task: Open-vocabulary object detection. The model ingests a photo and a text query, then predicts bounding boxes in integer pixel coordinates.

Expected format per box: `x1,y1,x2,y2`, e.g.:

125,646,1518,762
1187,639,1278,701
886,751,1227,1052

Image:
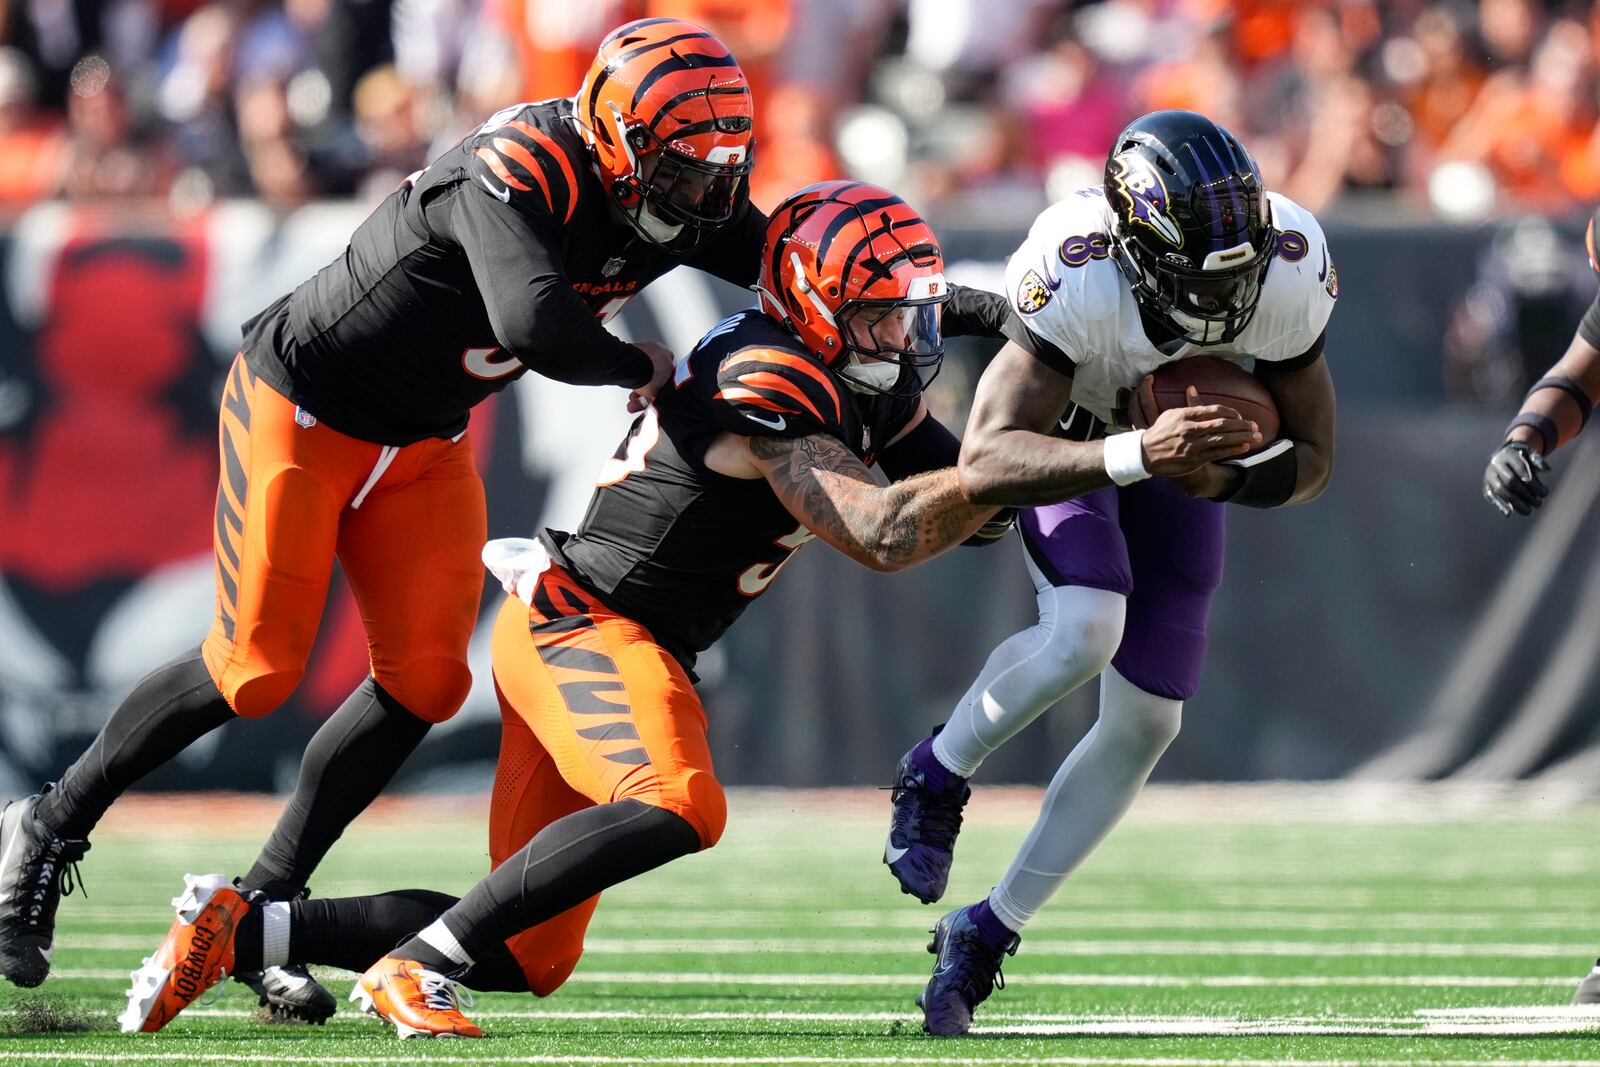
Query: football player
882,110,1339,1035
117,180,1040,1037
1481,203,1600,1005
0,17,764,1021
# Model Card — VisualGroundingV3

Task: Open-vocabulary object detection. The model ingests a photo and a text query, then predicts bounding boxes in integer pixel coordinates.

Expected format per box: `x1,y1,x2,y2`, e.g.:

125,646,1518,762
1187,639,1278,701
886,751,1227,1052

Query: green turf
3,784,1600,1066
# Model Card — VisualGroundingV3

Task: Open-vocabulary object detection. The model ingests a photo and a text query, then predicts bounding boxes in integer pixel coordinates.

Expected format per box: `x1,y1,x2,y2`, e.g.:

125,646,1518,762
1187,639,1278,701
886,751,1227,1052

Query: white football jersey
1004,186,1338,427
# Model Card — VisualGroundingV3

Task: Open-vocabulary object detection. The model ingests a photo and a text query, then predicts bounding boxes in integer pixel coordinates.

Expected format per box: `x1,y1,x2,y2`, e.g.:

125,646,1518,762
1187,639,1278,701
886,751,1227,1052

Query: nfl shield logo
602,257,626,278
295,406,317,428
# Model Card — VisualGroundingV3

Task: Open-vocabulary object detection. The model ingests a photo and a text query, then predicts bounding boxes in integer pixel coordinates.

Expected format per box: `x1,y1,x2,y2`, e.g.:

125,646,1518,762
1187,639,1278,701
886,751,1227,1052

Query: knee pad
1029,585,1126,695
629,771,726,851
373,654,472,724
1099,667,1183,756
202,643,302,719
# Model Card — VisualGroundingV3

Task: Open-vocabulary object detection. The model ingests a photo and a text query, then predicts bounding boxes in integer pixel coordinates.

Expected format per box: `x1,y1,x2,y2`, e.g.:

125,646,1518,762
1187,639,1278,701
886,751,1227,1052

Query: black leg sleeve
34,646,235,840
286,889,531,992
241,679,431,898
398,799,699,966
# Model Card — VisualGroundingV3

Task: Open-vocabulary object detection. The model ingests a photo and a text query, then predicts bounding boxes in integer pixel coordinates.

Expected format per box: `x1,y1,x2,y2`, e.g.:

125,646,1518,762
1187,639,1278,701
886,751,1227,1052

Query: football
1148,356,1280,451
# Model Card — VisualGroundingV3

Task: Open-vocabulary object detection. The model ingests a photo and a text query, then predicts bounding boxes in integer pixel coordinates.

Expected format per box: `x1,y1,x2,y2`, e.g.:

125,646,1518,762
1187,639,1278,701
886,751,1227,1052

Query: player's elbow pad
1217,439,1298,508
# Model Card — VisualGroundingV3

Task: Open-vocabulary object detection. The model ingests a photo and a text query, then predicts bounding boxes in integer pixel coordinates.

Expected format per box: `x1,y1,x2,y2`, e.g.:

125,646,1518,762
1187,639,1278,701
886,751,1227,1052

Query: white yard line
39,967,1587,988
8,1052,1600,1067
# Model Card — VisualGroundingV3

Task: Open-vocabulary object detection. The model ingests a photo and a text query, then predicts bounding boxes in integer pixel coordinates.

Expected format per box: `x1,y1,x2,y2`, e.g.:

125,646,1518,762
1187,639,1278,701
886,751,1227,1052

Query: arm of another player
957,340,1261,507
1484,320,1600,516
876,401,1016,546
743,432,996,573
445,164,675,394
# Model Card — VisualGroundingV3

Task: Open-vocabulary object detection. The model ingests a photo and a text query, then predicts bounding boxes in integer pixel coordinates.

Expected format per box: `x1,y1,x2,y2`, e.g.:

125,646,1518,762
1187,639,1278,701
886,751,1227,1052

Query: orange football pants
200,356,486,722
488,566,726,995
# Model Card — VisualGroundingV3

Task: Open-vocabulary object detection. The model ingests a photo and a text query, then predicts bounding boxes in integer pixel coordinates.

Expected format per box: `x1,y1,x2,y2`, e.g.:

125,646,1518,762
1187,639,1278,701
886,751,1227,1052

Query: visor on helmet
833,288,948,395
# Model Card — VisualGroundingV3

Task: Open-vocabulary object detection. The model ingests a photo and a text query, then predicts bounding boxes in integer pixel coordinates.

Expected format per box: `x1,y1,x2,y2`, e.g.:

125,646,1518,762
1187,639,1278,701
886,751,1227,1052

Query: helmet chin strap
1167,308,1227,344
837,356,899,394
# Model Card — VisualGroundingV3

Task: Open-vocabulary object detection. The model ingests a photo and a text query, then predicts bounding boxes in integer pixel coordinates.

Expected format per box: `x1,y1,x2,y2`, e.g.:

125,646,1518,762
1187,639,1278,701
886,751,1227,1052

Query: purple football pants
1019,477,1225,701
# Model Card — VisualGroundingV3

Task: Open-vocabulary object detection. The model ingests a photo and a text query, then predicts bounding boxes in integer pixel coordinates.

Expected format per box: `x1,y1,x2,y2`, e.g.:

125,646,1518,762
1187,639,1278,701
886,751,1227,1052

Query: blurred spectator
0,47,68,205
1446,216,1596,405
1440,18,1599,209
60,54,167,198
350,62,425,197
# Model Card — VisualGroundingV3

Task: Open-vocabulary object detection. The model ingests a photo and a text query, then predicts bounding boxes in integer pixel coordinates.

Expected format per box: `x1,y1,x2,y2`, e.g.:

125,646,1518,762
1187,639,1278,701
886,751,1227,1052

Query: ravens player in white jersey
882,110,1340,1034
1482,203,1600,1005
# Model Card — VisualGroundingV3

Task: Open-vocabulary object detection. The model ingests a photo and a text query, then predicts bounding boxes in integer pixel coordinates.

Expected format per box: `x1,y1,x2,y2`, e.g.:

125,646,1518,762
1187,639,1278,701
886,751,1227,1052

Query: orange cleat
119,874,250,1034
350,955,483,1039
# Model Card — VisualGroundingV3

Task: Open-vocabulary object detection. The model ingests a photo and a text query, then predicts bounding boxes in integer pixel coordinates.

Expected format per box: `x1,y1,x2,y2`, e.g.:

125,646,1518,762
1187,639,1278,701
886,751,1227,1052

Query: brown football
1148,356,1279,452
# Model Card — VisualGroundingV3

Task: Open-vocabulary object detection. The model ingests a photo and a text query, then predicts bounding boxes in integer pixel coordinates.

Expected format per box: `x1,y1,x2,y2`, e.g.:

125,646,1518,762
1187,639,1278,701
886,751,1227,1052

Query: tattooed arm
743,433,996,573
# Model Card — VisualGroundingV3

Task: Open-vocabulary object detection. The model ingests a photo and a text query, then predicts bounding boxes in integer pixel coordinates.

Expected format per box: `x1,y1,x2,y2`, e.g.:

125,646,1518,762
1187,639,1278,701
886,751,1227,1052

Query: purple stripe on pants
1019,478,1225,701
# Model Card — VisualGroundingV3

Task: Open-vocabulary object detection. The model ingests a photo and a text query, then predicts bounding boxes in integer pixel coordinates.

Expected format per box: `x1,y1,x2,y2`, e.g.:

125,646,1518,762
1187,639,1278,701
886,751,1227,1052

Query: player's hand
1138,386,1260,477
1483,441,1550,517
627,340,677,413
1119,374,1159,430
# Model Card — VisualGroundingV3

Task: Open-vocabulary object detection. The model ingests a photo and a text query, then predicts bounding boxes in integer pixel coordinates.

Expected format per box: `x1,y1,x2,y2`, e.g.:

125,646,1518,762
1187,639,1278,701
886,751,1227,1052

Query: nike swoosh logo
747,412,786,431
38,945,50,963
478,175,511,203
884,843,909,864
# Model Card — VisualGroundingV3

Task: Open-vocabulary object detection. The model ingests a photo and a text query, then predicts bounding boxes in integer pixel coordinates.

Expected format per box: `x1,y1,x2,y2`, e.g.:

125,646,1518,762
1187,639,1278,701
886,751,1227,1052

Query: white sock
261,901,291,968
988,667,1181,931
419,918,475,968
932,553,1127,777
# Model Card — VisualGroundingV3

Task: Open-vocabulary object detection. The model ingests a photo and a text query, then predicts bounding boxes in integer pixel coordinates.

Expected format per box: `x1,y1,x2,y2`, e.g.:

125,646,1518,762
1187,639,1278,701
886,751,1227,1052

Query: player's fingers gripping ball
1144,357,1280,452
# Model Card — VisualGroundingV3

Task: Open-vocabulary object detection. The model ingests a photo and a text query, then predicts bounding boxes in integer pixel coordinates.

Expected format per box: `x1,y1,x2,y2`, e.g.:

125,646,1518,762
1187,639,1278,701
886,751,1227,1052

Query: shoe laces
890,771,966,849
417,969,473,1015
196,967,231,1007
19,834,89,927
948,928,1018,1005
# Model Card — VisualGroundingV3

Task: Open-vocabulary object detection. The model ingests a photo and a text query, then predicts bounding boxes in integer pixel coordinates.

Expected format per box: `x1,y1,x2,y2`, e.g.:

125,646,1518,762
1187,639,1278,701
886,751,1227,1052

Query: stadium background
2,0,1600,796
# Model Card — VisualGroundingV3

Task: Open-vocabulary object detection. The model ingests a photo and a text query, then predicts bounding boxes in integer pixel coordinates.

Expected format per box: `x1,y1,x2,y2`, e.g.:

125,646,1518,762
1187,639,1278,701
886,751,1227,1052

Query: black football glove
1483,441,1550,517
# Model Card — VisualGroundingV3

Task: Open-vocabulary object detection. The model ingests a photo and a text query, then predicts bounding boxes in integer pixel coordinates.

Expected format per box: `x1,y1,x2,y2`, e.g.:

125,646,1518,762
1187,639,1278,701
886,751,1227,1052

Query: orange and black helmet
576,19,755,250
758,180,949,396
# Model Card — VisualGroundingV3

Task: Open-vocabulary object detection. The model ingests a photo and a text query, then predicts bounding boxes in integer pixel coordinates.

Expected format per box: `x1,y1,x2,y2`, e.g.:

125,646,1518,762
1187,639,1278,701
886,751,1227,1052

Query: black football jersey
542,308,924,664
240,98,765,446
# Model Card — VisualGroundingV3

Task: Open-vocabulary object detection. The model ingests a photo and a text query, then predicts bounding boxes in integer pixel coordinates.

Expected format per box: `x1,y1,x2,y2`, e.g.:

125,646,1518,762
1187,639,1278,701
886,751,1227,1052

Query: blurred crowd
1,0,1599,220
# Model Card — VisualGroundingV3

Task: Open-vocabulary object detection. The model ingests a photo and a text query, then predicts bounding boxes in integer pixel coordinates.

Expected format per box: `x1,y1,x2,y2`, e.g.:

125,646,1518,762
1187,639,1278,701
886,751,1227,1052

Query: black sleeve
710,346,845,439
1255,328,1326,375
685,196,768,288
942,284,1011,340
876,408,959,481
441,180,653,389
1581,294,1600,351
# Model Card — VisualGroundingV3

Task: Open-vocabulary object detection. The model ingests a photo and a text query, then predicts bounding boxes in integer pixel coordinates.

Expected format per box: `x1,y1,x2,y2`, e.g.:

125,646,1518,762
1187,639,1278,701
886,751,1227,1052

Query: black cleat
1574,957,1600,1005
916,903,1019,1036
0,789,88,988
238,964,338,1024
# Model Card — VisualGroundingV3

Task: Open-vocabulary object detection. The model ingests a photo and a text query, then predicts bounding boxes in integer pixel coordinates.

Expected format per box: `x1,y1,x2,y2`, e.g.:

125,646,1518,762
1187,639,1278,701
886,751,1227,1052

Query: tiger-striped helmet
758,181,949,396
576,19,755,250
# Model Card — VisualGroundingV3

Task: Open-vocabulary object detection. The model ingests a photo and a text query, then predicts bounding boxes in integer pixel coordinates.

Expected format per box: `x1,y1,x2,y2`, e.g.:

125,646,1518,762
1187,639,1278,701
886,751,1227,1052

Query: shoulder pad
712,346,844,439
467,109,583,223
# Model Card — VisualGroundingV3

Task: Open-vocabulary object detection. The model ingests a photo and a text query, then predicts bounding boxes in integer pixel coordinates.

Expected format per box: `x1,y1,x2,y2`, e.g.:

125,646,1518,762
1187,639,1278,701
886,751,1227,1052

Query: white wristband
1103,430,1150,486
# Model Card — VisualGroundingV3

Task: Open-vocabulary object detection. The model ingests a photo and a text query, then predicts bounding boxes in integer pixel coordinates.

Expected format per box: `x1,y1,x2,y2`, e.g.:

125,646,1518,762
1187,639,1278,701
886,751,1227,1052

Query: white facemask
837,354,900,394
635,203,684,244
1168,308,1227,344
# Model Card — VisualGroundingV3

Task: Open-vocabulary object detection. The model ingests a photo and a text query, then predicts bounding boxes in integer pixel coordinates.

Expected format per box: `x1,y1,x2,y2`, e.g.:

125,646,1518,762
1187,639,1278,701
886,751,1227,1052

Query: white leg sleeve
987,666,1182,932
932,552,1126,778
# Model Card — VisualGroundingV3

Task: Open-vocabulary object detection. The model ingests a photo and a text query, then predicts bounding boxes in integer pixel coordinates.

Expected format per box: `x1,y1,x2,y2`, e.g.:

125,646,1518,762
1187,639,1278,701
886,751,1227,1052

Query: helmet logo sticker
1109,154,1183,249
1016,268,1053,313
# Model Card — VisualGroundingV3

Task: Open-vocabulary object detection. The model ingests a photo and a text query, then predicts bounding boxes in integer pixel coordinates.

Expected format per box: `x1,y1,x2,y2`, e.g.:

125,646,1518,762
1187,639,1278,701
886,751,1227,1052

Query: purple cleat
916,902,1020,1037
884,733,969,904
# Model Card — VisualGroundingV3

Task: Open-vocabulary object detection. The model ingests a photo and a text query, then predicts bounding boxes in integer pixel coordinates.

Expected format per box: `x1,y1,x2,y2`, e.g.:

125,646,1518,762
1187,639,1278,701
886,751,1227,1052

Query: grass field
3,783,1600,1066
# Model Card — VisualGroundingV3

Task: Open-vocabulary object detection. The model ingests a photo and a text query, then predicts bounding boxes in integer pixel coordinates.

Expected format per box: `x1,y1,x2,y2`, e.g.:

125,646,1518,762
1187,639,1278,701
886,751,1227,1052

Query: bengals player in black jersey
1482,204,1600,1006
123,180,1033,1037
0,17,767,1022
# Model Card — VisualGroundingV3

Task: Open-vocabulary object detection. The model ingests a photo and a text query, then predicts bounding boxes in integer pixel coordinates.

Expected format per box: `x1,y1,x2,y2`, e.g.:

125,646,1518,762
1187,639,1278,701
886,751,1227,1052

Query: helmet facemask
605,98,753,253
833,281,949,396
1115,235,1273,346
